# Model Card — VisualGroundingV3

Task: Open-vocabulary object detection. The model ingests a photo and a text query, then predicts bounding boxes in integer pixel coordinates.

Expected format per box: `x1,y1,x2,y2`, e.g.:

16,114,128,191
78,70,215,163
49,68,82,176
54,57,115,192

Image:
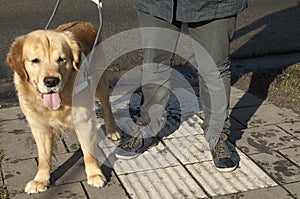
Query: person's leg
188,16,235,145
138,11,181,132
116,11,181,159
188,16,237,171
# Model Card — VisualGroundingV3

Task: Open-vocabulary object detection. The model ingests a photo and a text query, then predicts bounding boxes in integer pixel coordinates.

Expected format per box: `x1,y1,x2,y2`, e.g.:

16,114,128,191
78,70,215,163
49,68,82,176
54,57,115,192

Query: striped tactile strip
97,91,277,198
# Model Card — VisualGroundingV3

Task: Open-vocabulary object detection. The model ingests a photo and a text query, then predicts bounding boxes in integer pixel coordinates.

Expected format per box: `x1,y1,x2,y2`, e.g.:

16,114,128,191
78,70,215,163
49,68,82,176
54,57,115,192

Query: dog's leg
74,129,106,188
25,126,52,194
96,76,120,140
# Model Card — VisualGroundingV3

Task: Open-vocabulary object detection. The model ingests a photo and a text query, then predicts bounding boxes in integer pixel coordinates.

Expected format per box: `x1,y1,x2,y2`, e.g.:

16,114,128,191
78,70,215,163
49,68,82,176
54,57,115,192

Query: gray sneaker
115,126,159,160
211,134,238,172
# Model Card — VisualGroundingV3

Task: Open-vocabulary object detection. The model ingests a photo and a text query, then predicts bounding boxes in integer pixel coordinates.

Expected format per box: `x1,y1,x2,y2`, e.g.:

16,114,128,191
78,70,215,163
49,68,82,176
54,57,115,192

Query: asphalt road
1,0,300,106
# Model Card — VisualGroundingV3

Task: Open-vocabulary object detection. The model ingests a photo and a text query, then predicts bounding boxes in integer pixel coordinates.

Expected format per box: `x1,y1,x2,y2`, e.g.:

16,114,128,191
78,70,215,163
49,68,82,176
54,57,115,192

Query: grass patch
0,185,9,199
233,63,300,114
0,151,9,199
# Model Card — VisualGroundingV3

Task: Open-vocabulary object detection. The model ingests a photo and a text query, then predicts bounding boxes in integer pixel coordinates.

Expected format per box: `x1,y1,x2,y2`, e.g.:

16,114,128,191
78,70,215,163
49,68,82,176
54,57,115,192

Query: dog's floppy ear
63,31,81,71
6,35,29,81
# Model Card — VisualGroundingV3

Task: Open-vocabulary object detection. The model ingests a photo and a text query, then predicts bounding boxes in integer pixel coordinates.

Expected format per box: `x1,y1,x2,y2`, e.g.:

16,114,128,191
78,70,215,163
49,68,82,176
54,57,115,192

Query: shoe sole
215,165,238,172
115,140,159,160
115,153,141,160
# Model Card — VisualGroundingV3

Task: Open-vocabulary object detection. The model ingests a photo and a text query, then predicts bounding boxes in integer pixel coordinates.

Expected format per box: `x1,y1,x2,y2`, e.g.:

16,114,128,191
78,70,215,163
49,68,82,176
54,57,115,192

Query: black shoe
211,134,237,172
115,127,159,160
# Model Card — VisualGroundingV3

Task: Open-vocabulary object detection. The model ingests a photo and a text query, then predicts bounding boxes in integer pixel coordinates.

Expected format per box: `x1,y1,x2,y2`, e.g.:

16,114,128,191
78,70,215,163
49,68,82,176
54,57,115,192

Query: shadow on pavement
229,3,300,144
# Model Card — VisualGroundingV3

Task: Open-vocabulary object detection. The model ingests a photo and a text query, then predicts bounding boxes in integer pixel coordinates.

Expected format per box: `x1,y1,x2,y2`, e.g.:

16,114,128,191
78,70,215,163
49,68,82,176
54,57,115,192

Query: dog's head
6,30,81,110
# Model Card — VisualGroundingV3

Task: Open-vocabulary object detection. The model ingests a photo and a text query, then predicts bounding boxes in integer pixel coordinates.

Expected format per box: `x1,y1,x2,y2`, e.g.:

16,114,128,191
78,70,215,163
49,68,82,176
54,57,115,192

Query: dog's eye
57,57,66,64
31,58,40,64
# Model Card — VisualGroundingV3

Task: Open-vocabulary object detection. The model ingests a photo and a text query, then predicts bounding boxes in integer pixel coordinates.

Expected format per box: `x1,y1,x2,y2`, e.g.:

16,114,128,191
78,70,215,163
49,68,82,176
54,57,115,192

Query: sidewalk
0,85,299,199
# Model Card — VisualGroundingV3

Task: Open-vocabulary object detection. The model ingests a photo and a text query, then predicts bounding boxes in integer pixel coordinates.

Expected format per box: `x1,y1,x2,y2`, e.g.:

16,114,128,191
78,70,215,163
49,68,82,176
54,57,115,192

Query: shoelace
214,138,231,159
122,136,142,149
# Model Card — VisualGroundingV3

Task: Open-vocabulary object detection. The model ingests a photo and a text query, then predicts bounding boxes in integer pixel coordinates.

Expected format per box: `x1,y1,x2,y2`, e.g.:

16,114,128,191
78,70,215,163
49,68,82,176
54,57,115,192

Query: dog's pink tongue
42,93,61,110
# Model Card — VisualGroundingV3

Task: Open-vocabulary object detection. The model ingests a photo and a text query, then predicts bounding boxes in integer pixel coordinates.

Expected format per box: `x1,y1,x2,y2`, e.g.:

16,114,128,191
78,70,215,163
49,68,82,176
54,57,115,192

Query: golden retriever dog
6,21,120,194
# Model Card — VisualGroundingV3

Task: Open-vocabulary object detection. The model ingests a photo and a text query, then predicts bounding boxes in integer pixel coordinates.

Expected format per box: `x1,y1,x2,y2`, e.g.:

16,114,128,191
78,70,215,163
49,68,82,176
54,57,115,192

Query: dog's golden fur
6,22,120,194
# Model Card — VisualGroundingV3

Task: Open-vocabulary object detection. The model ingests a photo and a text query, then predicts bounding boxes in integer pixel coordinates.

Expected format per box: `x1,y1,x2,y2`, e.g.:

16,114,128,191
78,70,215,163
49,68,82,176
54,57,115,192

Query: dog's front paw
87,174,106,188
25,180,48,194
106,130,121,141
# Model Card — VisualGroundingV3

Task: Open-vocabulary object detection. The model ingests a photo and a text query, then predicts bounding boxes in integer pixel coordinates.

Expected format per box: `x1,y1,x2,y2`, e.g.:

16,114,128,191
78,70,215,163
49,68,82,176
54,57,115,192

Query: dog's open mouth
42,92,61,110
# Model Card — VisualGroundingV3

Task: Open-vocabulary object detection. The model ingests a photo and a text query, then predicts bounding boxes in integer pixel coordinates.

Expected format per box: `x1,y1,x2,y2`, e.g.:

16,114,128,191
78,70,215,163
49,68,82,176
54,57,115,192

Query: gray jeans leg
137,11,181,135
188,16,236,148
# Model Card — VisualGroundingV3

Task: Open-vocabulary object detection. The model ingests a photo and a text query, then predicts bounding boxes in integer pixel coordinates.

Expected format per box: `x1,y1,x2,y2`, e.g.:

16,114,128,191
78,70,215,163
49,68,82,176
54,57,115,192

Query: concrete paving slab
97,128,120,149
51,152,86,186
0,107,25,121
281,107,299,119
230,88,267,109
212,186,293,199
97,114,204,175
47,151,126,195
1,85,299,199
99,144,180,175
278,122,300,139
0,117,70,162
283,182,300,199
111,85,201,116
81,159,129,199
230,87,245,95
60,129,81,153
0,117,30,133
168,87,202,114
118,166,208,199
161,114,203,138
115,113,202,142
279,147,300,166
186,153,277,197
0,132,66,162
112,117,137,139
163,135,211,165
110,93,140,118
250,152,300,184
11,182,87,199
3,150,127,198
228,116,246,131
0,131,36,161
2,151,84,188
2,158,37,195
111,88,201,130
82,178,129,199
231,125,300,155
231,103,299,128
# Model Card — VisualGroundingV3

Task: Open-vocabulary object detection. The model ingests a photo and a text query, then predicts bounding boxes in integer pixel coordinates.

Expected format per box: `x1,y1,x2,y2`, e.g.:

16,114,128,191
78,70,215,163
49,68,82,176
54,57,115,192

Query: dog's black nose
44,77,60,87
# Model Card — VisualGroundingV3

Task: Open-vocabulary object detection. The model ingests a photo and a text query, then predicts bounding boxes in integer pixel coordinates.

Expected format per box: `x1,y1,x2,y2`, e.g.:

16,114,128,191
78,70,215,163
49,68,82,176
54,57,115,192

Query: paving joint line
3,156,37,164
275,124,300,141
235,122,296,131
113,171,132,199
159,139,212,198
179,161,212,198
238,150,298,199
229,116,247,130
229,103,267,110
80,181,90,199
116,163,181,176
229,143,300,198
113,169,140,199
276,150,300,169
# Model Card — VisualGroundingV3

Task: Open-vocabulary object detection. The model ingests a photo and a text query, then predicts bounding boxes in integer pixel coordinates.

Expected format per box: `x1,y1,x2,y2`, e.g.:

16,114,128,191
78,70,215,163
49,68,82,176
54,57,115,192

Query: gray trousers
137,11,236,149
